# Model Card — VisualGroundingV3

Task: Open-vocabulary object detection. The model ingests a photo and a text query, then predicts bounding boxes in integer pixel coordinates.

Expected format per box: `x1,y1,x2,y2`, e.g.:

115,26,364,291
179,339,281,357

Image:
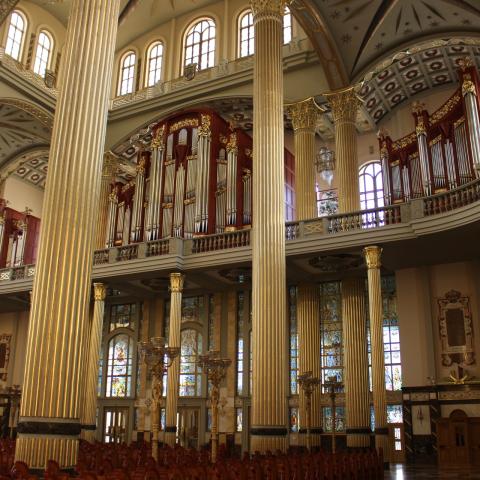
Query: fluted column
15,0,120,469
286,98,322,220
324,88,361,213
80,283,106,442
95,153,117,250
364,246,391,463
461,72,480,175
342,277,370,448
297,284,322,446
165,272,185,446
250,0,288,453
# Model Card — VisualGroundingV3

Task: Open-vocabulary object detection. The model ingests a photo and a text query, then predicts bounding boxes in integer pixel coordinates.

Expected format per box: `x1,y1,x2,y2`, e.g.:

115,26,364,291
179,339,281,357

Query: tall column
15,0,120,469
286,98,322,220
250,0,288,453
461,71,480,175
80,283,106,442
324,87,361,213
364,246,390,463
297,284,322,447
165,272,185,446
342,277,371,448
95,153,117,250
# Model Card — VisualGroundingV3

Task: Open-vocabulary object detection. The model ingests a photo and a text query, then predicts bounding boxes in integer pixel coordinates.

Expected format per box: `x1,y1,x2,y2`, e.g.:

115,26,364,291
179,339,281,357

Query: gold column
297,284,322,447
364,246,391,462
165,272,185,446
15,0,120,469
80,283,106,442
95,152,117,250
342,277,370,447
250,0,288,453
324,88,361,213
285,98,322,220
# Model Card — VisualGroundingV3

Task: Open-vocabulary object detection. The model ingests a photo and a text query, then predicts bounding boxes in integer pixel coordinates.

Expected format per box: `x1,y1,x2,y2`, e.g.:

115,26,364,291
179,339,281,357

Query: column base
346,427,371,448
375,429,391,463
15,434,78,470
80,426,96,443
250,427,288,453
164,426,177,447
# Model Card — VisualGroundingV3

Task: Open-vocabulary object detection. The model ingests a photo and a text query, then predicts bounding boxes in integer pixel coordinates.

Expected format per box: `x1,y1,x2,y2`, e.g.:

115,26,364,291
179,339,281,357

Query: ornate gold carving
324,87,362,124
169,272,185,293
136,158,146,176
454,117,465,128
416,120,426,136
285,97,323,132
121,180,135,192
226,132,238,153
93,283,107,302
250,0,290,17
102,152,118,178
363,246,382,269
392,132,417,152
162,202,173,209
411,101,426,115
198,114,212,137
430,94,461,124
151,125,166,149
428,135,442,147
219,134,228,145
170,118,198,133
184,198,195,205
462,80,476,97
108,190,118,202
457,57,474,72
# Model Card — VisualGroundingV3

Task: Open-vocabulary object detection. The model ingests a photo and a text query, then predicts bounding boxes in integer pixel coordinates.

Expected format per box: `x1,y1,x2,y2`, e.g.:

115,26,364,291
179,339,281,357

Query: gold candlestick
298,371,321,451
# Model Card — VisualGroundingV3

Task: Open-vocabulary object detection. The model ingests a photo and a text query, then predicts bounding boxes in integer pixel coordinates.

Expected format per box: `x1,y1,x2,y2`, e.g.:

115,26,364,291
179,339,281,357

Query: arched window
283,6,292,44
5,11,26,61
238,10,254,58
146,41,164,87
184,18,216,71
179,328,203,396
359,161,384,210
118,51,136,95
106,333,134,397
33,30,53,77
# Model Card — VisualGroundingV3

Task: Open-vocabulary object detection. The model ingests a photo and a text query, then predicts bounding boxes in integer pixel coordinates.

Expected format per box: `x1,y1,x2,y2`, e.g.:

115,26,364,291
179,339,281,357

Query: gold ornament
169,272,185,293
93,283,107,302
324,87,362,124
285,97,323,132
198,114,212,137
363,246,382,269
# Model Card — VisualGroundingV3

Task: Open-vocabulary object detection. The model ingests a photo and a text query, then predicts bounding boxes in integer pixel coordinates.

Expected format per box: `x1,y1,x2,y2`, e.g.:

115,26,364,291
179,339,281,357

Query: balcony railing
1,178,479,285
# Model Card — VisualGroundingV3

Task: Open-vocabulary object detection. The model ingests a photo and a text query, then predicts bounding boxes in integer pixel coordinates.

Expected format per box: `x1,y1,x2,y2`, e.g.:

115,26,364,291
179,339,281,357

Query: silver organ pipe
0,215,4,258
162,159,175,237
444,140,457,189
391,163,401,202
122,206,131,245
415,121,432,196
226,133,238,228
184,155,197,238
194,115,212,234
462,78,480,176
14,222,27,266
379,143,391,204
430,137,445,190
173,164,186,238
401,165,411,200
130,159,146,242
243,169,252,224
106,190,118,247
454,120,472,184
216,148,227,233
409,153,423,198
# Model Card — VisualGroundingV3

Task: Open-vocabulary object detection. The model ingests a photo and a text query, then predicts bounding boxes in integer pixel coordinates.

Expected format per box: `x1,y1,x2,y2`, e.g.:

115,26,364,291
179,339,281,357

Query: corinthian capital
324,87,362,124
102,151,118,179
363,246,382,269
93,283,107,302
285,97,323,132
250,0,289,17
169,272,185,293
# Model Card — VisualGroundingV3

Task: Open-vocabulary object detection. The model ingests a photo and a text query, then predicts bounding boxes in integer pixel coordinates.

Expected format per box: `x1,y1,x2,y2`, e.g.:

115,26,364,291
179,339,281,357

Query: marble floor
386,463,480,479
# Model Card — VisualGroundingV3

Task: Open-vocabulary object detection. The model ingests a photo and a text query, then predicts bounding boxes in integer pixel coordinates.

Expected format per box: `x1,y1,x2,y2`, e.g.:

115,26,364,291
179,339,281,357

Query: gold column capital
169,272,185,293
363,246,382,269
198,114,212,138
151,125,166,149
285,97,323,132
324,87,362,124
250,0,289,17
102,151,118,178
93,283,107,301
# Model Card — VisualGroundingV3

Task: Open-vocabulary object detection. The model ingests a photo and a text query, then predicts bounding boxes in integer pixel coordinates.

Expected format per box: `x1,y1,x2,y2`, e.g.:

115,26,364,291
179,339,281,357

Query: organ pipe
106,188,118,248
462,78,480,176
226,132,238,229
130,158,146,242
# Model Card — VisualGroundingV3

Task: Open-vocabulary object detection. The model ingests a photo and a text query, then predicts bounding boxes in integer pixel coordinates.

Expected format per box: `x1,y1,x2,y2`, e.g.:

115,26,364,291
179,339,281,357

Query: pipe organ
106,110,298,247
0,202,40,268
379,59,480,204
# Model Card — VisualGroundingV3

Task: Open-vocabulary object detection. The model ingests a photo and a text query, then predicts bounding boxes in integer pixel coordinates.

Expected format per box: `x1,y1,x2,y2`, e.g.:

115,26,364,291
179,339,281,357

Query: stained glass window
97,346,104,396
5,11,26,61
323,406,345,432
33,31,53,78
146,41,163,87
110,303,136,331
179,329,203,396
283,7,293,44
370,404,403,431
119,51,136,95
184,18,216,71
320,282,344,392
182,296,203,324
289,286,298,395
106,334,134,397
237,292,244,395
290,407,299,432
236,408,243,432
239,10,254,57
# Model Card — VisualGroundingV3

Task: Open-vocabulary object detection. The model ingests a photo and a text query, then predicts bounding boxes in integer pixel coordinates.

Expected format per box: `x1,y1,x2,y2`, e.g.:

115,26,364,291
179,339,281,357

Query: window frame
182,17,217,74
359,161,385,211
145,40,164,88
283,6,293,45
33,29,54,78
238,9,254,58
117,50,137,96
5,9,28,62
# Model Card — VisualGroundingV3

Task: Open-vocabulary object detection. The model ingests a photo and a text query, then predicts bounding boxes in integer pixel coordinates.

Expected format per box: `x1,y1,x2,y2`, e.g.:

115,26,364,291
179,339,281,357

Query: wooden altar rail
1,177,480,282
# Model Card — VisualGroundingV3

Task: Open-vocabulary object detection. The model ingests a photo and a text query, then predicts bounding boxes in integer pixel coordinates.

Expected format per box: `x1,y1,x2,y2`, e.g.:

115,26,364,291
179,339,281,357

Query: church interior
0,0,480,478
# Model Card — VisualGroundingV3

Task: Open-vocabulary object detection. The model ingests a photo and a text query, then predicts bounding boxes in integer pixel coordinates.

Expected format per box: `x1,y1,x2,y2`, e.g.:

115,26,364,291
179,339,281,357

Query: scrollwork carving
324,87,361,124
285,97,323,132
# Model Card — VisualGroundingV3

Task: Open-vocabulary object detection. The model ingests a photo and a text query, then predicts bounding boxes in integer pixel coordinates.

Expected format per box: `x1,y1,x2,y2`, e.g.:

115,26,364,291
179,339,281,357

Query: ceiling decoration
309,253,364,273
12,153,49,188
